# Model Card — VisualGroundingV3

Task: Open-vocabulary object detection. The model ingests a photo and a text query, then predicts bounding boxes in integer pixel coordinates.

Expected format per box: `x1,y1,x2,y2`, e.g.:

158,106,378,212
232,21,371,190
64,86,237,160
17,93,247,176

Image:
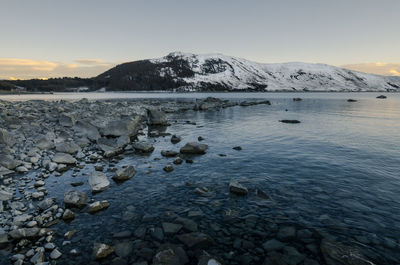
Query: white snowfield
151,52,400,91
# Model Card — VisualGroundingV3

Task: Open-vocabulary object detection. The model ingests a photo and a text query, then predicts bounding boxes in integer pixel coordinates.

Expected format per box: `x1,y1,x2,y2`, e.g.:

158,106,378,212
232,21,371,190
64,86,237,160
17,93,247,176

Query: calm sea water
5,92,400,264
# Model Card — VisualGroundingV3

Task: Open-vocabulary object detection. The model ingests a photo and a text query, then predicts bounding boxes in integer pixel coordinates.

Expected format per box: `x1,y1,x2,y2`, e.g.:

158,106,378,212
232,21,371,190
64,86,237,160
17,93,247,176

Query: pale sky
0,0,399,79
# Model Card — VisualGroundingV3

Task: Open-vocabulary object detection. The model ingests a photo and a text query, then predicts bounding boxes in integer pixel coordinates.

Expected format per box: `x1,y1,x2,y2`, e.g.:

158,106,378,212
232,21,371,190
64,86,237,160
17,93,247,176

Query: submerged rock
180,142,208,154
229,180,248,195
88,200,110,214
320,239,376,265
177,232,213,248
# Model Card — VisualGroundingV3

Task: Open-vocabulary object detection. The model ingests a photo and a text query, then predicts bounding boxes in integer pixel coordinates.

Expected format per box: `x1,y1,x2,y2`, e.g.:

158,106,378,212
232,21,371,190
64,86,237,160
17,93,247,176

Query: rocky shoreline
0,97,380,265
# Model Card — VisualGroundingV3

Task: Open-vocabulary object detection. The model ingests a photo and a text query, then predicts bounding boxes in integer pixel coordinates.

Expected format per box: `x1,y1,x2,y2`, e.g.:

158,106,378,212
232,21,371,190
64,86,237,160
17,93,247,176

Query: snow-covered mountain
95,52,400,92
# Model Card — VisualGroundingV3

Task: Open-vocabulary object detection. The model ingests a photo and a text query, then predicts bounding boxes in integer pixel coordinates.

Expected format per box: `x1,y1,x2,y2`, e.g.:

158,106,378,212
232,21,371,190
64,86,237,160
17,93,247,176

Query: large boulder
64,191,88,208
9,228,40,240
180,142,208,154
229,180,248,195
0,129,16,147
89,172,110,193
147,109,168,125
100,116,141,137
52,153,77,164
0,154,21,170
73,120,101,141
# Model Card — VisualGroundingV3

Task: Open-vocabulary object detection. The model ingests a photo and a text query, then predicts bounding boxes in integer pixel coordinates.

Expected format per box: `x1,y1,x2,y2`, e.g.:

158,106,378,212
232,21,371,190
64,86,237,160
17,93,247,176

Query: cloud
342,62,400,76
0,58,115,80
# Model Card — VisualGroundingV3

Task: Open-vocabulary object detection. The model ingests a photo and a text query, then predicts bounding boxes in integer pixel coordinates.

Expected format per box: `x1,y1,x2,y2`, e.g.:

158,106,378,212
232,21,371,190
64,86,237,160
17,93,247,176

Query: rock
198,256,222,265
73,120,101,141
0,154,21,170
163,164,174,172
175,217,198,232
0,188,13,201
153,248,183,265
282,246,306,265
65,230,76,239
36,134,55,150
347,99,357,102
100,116,141,137
180,142,208,154
30,248,44,264
132,141,155,153
171,135,181,144
55,142,81,154
0,128,16,146
93,243,114,259
9,228,40,240
256,189,270,199
71,181,84,187
113,166,135,181
293,98,302,101
31,191,45,200
114,241,133,258
52,153,77,164
59,113,75,127
44,242,56,250
89,171,110,193
320,239,375,265
50,248,62,259
161,150,179,157
0,166,13,176
64,190,88,208
88,200,110,214
34,180,45,187
147,108,168,125
263,252,289,265
62,209,75,220
150,227,164,241
162,222,182,234
173,157,183,165
376,95,387,99
177,232,213,248
262,239,285,251
0,228,9,245
229,179,248,195
232,146,242,151
279,120,301,124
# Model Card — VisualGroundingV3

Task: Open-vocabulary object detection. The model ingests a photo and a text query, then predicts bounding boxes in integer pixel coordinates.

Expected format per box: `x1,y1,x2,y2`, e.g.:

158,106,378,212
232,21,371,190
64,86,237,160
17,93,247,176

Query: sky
0,0,399,79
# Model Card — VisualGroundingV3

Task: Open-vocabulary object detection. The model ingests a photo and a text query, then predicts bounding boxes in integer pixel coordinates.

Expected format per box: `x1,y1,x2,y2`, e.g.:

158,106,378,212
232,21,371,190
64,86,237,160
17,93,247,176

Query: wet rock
134,226,146,239
277,226,296,241
93,243,114,259
64,190,88,208
52,152,77,164
88,200,110,214
171,135,181,144
114,241,133,258
153,247,185,265
279,120,301,124
177,232,213,248
175,217,198,232
150,227,164,241
132,141,155,153
163,164,174,172
162,222,182,234
173,157,183,165
34,180,45,187
282,246,306,265
320,239,375,265
180,142,208,154
263,252,289,265
113,166,135,181
256,189,270,199
229,179,248,195
71,181,84,187
376,95,387,99
55,142,81,154
89,171,110,193
62,209,75,221
262,239,285,251
9,228,40,240
232,146,242,151
50,248,62,259
147,108,168,125
347,99,357,102
198,136,205,141
0,228,9,246
30,248,44,264
293,98,302,101
161,150,179,157
101,116,141,137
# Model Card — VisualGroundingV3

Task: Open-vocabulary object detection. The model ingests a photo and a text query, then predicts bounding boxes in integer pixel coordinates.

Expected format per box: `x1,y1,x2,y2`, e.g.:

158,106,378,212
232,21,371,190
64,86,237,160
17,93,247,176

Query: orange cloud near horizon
342,62,400,76
0,58,115,80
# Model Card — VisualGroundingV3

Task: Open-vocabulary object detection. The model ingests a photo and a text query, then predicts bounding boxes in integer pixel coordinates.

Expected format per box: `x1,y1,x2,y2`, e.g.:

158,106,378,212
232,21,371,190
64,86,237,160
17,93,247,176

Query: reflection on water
7,93,400,264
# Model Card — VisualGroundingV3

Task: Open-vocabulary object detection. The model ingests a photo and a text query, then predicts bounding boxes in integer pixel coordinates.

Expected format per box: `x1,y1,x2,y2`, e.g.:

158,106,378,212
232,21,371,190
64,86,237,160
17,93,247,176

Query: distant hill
3,52,400,92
